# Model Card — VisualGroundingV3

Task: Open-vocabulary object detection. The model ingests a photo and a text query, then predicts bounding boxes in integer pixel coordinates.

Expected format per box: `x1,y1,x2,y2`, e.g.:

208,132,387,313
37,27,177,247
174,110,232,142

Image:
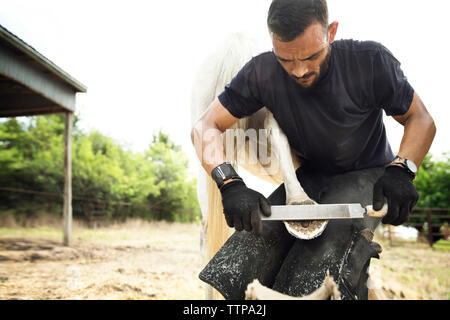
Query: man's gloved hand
220,180,271,235
372,165,419,226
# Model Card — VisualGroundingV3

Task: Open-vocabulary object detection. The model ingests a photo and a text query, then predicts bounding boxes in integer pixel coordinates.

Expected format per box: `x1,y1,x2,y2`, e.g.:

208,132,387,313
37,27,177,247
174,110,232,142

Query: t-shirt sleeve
218,58,265,119
372,46,414,116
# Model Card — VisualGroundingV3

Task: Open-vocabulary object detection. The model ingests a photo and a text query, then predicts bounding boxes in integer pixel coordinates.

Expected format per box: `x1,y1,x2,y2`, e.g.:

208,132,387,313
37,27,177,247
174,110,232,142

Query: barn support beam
63,111,73,246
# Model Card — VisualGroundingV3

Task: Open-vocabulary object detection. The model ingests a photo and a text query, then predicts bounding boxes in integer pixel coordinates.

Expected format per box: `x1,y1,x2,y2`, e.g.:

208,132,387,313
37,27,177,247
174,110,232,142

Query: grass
434,239,450,250
372,235,449,300
0,218,201,246
0,226,62,240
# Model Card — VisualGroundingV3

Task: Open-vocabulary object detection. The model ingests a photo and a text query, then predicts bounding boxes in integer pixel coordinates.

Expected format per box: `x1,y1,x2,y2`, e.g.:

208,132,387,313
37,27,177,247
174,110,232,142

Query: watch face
406,159,418,173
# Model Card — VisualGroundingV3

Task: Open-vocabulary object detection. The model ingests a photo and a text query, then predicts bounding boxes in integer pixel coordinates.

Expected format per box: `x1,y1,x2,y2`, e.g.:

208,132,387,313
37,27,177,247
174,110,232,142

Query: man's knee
319,167,385,206
267,183,286,205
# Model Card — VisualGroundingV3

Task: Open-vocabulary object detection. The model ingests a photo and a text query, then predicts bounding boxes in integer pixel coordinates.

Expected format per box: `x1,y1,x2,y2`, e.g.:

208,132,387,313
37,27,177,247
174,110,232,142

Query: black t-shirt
218,39,414,173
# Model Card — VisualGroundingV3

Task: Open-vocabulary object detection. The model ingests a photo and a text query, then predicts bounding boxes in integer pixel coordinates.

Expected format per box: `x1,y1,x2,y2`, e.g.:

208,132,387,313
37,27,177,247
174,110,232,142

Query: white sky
1,0,449,196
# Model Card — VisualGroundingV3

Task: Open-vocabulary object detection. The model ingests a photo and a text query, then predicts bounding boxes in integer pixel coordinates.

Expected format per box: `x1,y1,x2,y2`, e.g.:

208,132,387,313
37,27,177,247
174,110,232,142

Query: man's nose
292,61,309,79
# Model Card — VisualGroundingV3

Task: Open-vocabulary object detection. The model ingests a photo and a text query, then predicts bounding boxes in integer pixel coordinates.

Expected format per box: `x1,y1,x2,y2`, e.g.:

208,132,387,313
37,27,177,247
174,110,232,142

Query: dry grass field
0,217,448,300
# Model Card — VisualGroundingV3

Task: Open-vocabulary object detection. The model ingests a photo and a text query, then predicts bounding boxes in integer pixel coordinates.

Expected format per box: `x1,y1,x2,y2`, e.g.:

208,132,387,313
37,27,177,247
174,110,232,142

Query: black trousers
199,166,385,300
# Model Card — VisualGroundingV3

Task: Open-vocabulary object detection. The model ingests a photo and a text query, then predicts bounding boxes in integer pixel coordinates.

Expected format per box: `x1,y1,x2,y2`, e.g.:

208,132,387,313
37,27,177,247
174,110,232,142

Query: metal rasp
261,203,388,221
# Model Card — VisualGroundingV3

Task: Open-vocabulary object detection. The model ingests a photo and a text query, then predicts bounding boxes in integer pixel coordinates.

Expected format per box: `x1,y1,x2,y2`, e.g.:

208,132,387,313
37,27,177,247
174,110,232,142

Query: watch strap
387,156,416,179
211,163,243,189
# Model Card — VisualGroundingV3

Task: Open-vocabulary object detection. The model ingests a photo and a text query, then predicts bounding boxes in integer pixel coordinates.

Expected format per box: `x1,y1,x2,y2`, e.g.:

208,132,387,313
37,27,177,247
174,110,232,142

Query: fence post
387,225,393,246
63,112,73,247
426,210,433,247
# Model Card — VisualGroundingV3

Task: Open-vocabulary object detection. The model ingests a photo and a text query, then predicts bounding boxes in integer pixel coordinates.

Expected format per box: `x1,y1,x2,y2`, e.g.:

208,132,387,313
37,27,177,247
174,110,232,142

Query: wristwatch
211,162,243,189
388,155,418,179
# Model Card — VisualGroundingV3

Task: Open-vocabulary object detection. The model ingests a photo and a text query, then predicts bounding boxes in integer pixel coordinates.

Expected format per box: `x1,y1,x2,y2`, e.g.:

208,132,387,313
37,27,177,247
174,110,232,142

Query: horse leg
263,110,310,205
264,110,329,240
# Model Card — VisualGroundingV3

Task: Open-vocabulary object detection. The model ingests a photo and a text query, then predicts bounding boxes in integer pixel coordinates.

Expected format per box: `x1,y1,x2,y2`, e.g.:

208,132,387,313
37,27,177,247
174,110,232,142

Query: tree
0,117,200,223
411,153,450,243
144,131,200,222
0,115,65,214
414,153,450,208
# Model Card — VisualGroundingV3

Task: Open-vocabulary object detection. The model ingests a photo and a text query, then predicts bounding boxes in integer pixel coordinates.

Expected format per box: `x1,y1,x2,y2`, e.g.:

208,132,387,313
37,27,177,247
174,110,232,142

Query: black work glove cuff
373,164,419,226
219,180,246,194
385,165,415,182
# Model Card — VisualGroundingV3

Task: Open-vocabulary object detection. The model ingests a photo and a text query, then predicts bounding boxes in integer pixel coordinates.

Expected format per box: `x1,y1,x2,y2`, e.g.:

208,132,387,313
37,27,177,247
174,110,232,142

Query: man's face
271,22,334,89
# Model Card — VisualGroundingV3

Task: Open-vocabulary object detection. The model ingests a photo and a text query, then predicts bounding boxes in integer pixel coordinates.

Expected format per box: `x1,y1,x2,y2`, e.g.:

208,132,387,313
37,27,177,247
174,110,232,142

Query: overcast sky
1,0,449,195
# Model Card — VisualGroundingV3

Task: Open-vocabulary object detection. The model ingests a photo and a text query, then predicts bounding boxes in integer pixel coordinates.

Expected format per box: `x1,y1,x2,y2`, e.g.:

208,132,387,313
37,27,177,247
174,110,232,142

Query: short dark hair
267,0,329,42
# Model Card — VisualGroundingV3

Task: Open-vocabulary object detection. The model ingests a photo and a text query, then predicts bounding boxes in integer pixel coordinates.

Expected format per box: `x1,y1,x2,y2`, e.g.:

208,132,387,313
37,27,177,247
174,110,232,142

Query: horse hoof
284,220,328,240
284,199,328,240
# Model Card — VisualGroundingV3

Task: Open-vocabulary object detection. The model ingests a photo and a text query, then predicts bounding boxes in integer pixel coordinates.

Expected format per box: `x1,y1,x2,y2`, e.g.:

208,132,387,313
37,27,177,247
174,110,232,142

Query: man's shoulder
333,39,394,58
250,51,278,66
253,50,276,59
243,51,281,81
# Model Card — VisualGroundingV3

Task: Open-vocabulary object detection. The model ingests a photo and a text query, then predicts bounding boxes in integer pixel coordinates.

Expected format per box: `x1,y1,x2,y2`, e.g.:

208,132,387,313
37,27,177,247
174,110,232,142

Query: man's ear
328,21,339,43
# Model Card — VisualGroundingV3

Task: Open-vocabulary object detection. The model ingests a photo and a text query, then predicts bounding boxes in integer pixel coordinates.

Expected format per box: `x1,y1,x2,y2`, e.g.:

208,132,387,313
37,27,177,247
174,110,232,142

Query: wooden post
388,225,393,247
426,210,433,247
63,112,73,246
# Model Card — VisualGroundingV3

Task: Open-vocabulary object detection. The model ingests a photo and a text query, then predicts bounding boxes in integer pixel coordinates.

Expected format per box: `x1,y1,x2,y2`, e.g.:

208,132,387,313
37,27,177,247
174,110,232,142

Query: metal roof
0,24,87,93
0,24,87,117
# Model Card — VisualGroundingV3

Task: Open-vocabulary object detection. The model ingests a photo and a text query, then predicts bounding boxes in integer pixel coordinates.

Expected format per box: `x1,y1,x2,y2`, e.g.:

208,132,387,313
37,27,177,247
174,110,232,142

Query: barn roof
0,24,87,117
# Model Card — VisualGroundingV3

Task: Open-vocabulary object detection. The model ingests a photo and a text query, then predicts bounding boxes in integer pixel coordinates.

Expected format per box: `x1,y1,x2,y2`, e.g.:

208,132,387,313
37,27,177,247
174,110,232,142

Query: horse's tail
191,33,262,299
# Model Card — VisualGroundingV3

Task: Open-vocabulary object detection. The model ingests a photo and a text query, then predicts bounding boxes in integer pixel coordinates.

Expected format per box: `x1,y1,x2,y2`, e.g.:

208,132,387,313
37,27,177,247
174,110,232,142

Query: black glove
372,165,419,226
220,180,271,235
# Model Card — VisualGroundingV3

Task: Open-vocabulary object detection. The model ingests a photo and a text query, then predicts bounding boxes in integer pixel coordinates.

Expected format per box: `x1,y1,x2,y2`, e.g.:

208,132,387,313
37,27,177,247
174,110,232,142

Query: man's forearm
191,120,227,175
191,98,241,177
397,114,436,169
394,93,436,168
191,121,243,188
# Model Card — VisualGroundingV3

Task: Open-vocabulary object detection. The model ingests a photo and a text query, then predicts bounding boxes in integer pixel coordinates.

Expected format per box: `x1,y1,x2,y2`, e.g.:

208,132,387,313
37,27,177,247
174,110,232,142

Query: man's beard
293,46,332,91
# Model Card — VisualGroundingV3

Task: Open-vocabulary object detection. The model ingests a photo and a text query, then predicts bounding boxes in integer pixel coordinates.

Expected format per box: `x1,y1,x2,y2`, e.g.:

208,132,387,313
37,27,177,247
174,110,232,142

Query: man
191,0,435,299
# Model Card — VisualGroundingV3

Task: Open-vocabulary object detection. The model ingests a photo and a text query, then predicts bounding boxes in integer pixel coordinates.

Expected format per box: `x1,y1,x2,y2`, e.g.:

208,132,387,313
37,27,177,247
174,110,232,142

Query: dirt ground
0,219,448,300
0,220,206,300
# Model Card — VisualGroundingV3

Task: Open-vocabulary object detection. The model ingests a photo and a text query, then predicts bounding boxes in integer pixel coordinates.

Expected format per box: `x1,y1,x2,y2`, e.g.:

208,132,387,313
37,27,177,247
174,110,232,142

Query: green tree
0,116,200,223
414,153,450,208
0,116,65,215
411,153,450,243
144,131,200,222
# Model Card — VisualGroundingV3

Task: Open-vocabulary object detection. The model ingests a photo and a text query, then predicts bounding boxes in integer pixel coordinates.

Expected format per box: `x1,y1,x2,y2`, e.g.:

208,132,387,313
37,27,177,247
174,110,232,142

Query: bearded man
192,0,436,300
